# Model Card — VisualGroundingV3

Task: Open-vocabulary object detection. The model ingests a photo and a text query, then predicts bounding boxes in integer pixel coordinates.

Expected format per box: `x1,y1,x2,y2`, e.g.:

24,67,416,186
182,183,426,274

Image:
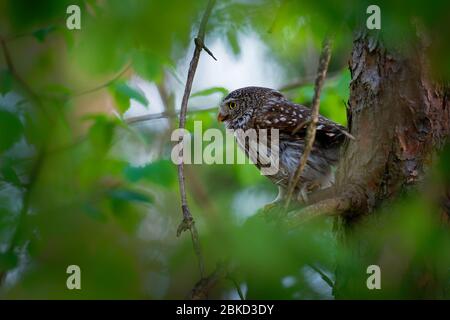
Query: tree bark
333,31,450,298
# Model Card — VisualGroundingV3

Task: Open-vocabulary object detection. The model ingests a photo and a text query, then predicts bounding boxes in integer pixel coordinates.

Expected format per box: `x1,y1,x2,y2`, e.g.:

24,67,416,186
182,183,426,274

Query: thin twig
188,262,227,300
285,196,350,229
125,106,217,125
284,37,333,208
0,37,49,118
0,36,51,287
176,0,217,280
71,63,132,97
226,275,245,300
0,144,47,287
308,264,334,289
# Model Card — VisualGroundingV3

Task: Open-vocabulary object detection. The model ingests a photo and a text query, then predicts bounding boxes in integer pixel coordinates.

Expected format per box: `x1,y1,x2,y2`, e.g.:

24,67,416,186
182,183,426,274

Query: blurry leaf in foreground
0,165,22,187
108,188,153,204
186,110,215,132
86,114,118,153
437,143,450,180
42,83,72,97
109,81,148,114
32,26,56,42
0,110,23,152
82,203,107,222
295,84,314,103
132,50,165,82
0,251,18,271
107,188,151,233
124,159,176,188
191,86,229,99
0,70,13,95
227,30,241,56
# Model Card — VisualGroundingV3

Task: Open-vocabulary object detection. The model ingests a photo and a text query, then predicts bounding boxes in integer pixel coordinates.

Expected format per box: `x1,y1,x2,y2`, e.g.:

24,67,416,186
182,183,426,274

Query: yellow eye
228,102,237,110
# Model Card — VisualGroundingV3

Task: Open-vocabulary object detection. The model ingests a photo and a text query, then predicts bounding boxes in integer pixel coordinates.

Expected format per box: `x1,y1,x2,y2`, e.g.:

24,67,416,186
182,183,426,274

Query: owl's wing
253,100,348,148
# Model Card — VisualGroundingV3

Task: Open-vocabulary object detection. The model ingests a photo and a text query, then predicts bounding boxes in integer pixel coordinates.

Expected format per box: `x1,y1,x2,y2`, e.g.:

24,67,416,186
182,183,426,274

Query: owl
217,86,348,204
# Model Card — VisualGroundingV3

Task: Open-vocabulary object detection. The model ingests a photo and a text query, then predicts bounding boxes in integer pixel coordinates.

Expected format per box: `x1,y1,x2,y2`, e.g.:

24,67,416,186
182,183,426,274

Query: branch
285,196,350,229
0,37,49,118
188,262,227,300
0,37,50,285
125,106,217,125
284,36,333,208
308,264,334,289
226,275,245,300
176,0,217,280
71,63,132,97
0,150,46,286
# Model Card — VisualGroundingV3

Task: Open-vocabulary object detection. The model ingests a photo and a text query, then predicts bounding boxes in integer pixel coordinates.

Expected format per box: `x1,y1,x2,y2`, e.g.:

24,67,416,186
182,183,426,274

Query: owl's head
217,86,285,128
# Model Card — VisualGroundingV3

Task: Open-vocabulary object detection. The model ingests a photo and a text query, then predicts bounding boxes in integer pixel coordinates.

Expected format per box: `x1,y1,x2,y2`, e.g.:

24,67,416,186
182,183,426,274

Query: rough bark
333,31,450,298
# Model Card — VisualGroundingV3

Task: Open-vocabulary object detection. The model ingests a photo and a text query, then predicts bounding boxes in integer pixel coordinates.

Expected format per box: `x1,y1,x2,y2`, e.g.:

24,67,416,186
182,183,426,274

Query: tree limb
0,37,49,118
176,0,217,280
284,36,333,208
285,196,350,229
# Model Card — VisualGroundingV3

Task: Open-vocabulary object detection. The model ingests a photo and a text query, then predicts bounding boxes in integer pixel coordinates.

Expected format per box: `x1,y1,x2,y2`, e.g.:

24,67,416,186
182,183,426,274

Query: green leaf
294,84,314,104
32,26,56,42
42,84,72,96
0,165,22,187
132,50,165,82
87,115,117,153
186,110,215,132
0,251,18,271
124,159,176,187
82,203,107,222
191,87,229,99
108,189,153,204
0,69,13,95
109,81,148,114
0,110,23,153
227,30,241,56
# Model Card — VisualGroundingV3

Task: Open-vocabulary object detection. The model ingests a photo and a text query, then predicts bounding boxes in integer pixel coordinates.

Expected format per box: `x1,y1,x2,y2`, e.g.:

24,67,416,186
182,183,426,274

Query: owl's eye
228,102,237,110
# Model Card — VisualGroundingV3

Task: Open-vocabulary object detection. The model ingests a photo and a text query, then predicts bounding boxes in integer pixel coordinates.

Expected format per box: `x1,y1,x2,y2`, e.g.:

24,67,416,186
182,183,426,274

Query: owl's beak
217,112,229,122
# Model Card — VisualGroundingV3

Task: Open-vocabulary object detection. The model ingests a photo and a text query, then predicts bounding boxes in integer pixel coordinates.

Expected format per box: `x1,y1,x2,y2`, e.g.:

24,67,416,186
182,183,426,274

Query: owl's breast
233,130,338,192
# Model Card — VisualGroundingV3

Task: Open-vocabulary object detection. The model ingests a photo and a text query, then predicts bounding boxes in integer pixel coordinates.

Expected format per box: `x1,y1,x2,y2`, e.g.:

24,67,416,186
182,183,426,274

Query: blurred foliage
0,0,449,299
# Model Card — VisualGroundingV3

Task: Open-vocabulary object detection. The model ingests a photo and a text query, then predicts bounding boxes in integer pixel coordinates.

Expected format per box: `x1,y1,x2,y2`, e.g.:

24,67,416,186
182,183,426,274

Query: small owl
217,86,348,203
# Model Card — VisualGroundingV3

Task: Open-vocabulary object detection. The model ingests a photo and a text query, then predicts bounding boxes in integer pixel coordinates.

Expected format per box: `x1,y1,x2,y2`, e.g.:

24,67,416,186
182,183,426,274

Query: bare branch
176,0,217,280
308,264,334,289
226,275,245,300
284,37,333,208
125,106,217,125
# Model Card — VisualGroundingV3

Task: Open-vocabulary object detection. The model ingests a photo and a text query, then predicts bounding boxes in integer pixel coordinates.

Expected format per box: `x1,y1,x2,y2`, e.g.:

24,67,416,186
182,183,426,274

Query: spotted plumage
218,86,349,202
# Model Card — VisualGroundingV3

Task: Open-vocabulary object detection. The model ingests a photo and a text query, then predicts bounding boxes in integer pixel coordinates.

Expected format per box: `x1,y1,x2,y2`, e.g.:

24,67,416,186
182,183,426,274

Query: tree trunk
333,31,450,298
